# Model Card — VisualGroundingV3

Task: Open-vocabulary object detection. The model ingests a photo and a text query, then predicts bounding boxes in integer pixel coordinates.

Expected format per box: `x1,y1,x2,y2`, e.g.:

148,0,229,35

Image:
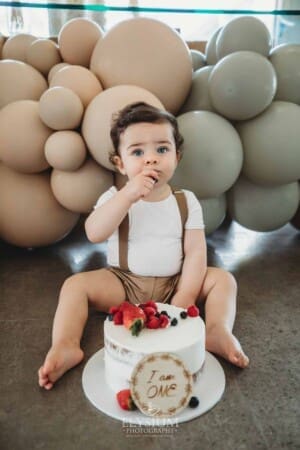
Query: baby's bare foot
38,342,84,390
206,324,249,368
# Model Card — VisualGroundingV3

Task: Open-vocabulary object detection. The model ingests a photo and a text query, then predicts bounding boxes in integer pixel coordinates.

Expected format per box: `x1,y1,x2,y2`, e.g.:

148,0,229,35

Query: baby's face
115,122,179,185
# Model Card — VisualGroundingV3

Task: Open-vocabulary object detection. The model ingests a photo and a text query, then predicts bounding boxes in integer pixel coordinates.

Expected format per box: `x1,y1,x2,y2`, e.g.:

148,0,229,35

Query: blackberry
108,313,114,321
188,396,200,408
180,311,188,319
160,310,170,317
171,318,178,326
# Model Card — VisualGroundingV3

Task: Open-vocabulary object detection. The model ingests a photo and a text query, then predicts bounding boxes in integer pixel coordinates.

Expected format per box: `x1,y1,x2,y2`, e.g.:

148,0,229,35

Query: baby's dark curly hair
109,102,184,166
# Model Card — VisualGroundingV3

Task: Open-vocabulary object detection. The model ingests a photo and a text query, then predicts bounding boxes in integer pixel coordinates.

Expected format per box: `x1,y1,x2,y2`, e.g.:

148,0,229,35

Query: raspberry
144,300,158,311
159,314,169,328
113,311,123,325
187,305,200,317
146,316,160,329
143,306,157,317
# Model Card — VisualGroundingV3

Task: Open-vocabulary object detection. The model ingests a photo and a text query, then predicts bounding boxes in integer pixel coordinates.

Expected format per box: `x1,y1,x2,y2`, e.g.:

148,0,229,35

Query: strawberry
146,316,160,329
122,302,146,336
113,310,123,325
116,389,137,411
187,305,200,317
159,314,169,328
109,305,120,315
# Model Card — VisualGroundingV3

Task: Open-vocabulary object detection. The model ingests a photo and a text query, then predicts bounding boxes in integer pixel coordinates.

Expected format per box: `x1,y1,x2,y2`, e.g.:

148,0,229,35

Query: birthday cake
104,301,205,394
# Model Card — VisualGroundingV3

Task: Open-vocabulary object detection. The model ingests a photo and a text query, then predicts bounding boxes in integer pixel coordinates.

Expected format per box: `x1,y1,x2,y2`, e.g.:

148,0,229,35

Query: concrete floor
0,219,299,450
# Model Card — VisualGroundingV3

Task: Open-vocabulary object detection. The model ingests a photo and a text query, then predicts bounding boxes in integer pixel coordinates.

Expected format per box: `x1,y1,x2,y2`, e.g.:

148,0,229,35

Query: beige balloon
0,164,80,248
48,62,70,84
39,86,84,130
90,17,192,114
45,130,87,171
58,17,104,67
0,100,52,173
2,33,36,62
26,39,62,76
50,65,103,108
199,194,226,236
50,158,113,213
0,60,48,109
81,85,164,171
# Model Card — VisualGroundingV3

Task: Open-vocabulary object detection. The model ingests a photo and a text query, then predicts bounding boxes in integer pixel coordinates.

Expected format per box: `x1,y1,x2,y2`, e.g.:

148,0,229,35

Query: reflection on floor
0,219,299,450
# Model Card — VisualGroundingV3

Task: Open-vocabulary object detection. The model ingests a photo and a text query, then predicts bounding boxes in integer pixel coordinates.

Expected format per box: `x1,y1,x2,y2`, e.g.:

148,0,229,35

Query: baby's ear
113,155,126,175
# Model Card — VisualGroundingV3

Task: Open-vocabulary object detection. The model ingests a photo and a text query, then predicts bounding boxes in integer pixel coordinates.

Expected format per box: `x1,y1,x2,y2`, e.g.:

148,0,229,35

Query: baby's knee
216,268,237,292
61,273,86,293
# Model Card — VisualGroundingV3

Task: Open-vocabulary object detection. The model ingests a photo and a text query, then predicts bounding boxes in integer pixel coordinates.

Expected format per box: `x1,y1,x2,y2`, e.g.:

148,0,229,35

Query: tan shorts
107,267,180,305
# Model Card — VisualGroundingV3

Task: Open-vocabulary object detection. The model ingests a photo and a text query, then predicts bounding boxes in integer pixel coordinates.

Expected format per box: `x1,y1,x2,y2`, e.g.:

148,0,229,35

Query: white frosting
104,303,205,392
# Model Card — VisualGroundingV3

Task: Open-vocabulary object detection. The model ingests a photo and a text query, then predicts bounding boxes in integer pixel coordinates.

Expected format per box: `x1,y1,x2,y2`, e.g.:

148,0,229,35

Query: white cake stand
82,349,225,425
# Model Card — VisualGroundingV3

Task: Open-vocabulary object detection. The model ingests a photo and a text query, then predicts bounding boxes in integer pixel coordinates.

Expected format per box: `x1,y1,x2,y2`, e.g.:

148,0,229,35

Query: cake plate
82,349,225,425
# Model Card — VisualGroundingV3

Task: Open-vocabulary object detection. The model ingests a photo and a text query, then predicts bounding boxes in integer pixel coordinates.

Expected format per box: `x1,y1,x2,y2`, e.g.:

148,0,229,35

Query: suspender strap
118,189,188,271
118,213,130,271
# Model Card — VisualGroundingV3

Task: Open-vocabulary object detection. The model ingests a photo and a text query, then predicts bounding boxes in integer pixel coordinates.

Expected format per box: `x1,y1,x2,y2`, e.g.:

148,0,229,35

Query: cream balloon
0,164,79,248
0,60,48,109
45,131,87,171
50,65,103,108
48,62,70,83
90,17,192,114
58,17,103,67
50,158,113,213
26,39,62,76
82,85,164,171
2,33,36,62
39,87,84,130
0,100,52,173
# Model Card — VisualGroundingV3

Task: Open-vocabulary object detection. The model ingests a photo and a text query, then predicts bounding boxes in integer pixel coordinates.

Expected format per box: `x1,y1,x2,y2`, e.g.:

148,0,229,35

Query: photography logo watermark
122,417,179,437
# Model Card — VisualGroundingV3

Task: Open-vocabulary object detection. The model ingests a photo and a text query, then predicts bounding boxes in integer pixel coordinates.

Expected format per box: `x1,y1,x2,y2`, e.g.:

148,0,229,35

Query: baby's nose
145,156,158,165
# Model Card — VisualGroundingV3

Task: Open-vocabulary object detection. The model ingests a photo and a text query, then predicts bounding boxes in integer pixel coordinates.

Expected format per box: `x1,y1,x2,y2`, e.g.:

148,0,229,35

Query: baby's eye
157,146,169,154
132,149,143,156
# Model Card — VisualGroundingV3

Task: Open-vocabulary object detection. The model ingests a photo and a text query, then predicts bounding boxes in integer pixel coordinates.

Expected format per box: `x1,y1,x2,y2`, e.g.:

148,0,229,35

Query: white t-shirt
94,186,205,277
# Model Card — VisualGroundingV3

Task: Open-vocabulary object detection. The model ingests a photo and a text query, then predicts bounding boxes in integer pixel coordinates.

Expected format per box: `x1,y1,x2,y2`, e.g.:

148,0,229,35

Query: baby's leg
38,268,126,389
199,267,249,368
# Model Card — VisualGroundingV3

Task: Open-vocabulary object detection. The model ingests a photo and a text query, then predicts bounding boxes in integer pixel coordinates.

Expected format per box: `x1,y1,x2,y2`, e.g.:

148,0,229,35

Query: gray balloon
173,111,243,198
199,194,226,235
236,101,300,185
209,51,277,121
216,16,271,60
180,66,215,114
227,176,299,232
205,27,221,65
270,44,300,105
190,49,206,71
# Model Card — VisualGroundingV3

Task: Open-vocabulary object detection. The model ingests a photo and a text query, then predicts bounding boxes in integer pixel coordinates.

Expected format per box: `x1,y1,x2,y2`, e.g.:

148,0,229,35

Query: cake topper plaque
130,352,193,417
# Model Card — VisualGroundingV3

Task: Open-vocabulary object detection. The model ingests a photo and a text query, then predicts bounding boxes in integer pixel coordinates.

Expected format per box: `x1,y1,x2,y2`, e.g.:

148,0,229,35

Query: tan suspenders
118,189,188,271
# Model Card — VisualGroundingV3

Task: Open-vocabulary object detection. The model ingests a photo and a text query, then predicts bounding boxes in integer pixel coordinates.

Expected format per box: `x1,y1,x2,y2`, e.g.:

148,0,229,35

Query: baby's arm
85,168,159,243
171,229,207,308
